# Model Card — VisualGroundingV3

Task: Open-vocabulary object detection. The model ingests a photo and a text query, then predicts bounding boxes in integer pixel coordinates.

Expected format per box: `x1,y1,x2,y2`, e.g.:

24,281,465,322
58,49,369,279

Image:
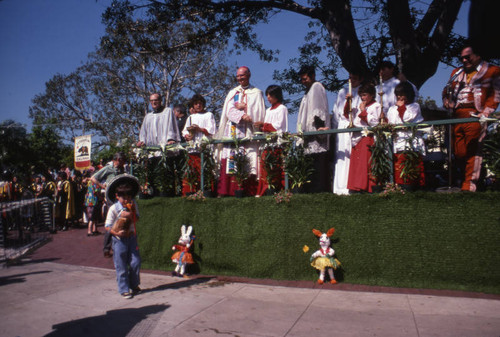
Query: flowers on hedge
185,190,206,201
273,189,293,204
379,182,405,197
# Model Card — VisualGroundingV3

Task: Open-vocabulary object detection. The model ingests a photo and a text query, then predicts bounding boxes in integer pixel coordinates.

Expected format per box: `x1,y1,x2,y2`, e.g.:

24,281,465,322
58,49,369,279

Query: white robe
182,111,217,143
351,101,381,147
216,85,266,174
264,104,288,132
139,107,180,146
332,86,361,195
386,102,426,154
377,77,419,113
297,82,330,154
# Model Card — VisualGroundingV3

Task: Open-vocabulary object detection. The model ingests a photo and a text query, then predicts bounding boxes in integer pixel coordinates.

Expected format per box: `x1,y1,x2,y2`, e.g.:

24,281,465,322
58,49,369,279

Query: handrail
135,117,497,194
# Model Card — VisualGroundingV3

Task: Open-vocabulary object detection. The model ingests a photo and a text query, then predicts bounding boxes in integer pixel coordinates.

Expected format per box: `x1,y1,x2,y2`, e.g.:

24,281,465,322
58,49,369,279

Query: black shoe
131,287,141,295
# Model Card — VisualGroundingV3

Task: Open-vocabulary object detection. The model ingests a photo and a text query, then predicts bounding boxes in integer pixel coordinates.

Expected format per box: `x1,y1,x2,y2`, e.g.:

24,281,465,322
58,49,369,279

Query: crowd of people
137,43,498,196
1,42,498,300
1,44,498,209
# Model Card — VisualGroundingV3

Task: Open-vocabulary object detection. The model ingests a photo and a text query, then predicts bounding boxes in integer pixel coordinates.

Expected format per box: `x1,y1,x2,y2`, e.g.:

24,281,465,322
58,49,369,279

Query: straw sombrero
105,174,140,204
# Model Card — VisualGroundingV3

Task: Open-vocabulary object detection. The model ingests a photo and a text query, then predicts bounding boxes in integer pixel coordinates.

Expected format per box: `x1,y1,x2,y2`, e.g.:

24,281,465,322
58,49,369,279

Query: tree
29,4,235,148
0,120,30,176
28,123,72,174
108,0,466,91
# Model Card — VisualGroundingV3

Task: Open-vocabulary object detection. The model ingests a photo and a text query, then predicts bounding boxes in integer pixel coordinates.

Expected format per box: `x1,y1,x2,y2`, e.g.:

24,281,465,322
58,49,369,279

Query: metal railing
0,197,54,261
135,116,497,193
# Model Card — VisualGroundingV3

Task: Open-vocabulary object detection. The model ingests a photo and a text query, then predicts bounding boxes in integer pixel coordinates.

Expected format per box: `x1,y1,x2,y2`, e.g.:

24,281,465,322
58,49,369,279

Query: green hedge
137,192,500,294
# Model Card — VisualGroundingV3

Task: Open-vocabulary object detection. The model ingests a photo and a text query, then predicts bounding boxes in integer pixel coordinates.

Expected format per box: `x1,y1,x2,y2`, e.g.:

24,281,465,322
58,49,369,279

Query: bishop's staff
378,74,386,125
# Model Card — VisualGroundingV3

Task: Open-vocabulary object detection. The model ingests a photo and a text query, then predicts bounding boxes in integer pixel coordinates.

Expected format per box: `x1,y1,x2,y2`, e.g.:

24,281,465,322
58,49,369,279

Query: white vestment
297,82,330,154
182,111,217,143
351,102,381,147
216,85,266,174
332,86,361,195
377,77,419,113
139,107,180,146
264,104,288,132
386,102,425,154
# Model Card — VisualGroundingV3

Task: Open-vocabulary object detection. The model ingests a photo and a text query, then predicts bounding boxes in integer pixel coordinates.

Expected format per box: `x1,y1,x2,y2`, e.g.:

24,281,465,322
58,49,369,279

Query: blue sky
0,0,469,133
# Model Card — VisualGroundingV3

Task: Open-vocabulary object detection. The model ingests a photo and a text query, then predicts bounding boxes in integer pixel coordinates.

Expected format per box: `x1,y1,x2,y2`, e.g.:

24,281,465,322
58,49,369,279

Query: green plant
284,138,314,189
483,122,500,180
262,142,283,190
201,143,217,191
132,147,154,197
232,147,250,188
369,124,395,186
182,151,200,192
398,126,422,185
154,147,183,194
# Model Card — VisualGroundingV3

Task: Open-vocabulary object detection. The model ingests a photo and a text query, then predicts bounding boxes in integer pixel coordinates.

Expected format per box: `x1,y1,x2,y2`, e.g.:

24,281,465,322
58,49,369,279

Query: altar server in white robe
297,65,330,193
332,73,364,195
215,66,265,196
137,93,180,146
377,61,419,114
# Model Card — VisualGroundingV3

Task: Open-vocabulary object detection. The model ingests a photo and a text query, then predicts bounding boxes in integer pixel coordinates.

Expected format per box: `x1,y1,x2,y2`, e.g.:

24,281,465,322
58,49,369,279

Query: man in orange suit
443,43,500,191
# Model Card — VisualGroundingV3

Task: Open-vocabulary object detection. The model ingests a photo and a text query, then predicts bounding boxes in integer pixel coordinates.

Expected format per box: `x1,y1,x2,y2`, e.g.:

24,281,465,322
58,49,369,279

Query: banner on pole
74,135,91,171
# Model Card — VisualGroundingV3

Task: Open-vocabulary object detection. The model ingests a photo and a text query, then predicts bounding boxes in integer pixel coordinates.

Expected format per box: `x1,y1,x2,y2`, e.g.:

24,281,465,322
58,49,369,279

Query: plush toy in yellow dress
310,228,341,284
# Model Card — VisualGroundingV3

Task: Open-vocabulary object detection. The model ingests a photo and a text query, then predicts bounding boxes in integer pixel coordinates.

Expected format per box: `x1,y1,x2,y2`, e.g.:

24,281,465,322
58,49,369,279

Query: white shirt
377,77,419,113
182,111,217,142
351,101,381,146
139,107,180,146
264,104,288,132
297,82,330,154
387,102,425,154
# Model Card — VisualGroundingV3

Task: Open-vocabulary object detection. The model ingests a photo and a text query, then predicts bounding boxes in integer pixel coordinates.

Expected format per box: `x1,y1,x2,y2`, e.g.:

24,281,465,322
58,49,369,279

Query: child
347,82,381,193
105,175,141,299
387,81,426,187
181,94,217,195
254,85,289,196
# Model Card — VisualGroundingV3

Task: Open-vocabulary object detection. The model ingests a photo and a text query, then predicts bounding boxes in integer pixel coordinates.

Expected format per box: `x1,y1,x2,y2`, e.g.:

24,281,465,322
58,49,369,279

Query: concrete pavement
1,259,500,337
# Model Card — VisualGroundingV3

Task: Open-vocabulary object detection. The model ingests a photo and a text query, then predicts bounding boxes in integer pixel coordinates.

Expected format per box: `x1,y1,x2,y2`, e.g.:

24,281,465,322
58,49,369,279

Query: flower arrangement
379,182,405,197
273,189,293,204
185,190,206,201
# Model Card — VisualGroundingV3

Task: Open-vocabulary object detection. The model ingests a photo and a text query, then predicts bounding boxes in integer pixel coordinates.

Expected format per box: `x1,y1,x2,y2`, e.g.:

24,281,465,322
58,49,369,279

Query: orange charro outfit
443,62,500,191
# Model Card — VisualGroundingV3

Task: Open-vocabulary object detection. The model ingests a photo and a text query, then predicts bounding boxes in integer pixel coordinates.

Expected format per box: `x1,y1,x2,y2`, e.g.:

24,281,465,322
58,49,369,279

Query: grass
136,191,500,294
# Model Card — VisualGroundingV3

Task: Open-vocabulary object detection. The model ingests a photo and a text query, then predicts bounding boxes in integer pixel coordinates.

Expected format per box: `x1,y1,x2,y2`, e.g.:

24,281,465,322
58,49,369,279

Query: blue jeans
112,235,141,294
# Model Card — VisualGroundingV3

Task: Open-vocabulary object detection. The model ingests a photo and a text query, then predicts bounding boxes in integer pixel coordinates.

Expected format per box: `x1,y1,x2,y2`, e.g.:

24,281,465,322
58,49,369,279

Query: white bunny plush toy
310,228,341,284
171,225,195,277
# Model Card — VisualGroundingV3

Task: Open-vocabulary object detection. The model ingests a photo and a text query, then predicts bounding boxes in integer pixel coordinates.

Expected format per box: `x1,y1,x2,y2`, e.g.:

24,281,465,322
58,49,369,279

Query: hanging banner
74,135,91,171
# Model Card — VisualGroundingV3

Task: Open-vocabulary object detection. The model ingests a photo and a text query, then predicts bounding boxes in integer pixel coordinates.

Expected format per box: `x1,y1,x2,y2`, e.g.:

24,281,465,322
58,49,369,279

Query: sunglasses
459,54,471,61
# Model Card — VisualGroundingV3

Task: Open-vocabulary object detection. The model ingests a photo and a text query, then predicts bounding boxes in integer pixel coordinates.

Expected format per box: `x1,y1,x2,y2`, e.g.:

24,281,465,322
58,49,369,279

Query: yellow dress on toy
310,247,341,271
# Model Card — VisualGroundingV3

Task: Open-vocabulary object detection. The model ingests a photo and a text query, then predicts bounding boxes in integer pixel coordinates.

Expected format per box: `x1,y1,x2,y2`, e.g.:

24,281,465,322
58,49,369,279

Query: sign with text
74,135,91,171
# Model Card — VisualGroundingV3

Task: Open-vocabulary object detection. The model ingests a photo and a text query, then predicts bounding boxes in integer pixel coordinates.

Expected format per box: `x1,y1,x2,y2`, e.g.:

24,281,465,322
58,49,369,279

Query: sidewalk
1,226,499,337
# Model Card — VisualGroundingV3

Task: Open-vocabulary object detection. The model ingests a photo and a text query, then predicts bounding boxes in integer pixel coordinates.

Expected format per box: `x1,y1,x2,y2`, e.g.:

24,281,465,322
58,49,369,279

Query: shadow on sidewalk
44,304,169,337
142,276,213,294
0,270,52,286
